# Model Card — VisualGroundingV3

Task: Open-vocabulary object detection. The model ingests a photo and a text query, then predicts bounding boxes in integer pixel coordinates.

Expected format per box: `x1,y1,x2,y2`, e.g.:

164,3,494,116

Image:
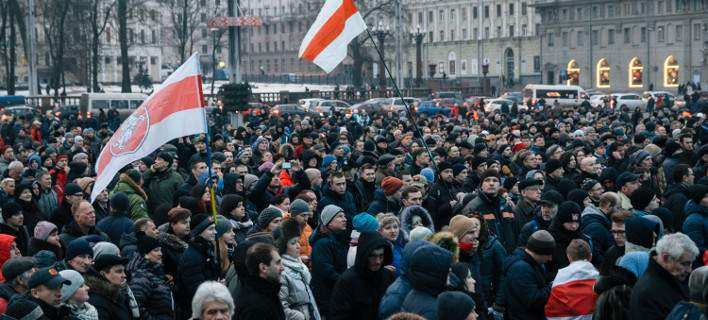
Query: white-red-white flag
298,0,367,73
90,53,207,202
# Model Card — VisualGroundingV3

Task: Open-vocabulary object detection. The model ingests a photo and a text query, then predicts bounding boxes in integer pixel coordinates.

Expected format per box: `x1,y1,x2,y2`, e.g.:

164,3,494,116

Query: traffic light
218,82,251,113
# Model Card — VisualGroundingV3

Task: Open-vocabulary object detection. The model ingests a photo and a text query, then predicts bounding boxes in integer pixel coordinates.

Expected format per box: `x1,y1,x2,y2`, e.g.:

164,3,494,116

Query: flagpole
364,29,438,172
198,74,223,278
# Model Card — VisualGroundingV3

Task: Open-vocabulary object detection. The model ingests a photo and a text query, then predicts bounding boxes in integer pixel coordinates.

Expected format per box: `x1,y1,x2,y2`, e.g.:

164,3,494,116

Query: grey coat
279,254,321,320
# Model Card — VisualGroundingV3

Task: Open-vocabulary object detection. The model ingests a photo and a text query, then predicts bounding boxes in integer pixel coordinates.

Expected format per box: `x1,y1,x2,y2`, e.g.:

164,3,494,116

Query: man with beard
143,152,183,214
352,163,377,212
406,149,430,175
235,243,285,320
518,190,564,247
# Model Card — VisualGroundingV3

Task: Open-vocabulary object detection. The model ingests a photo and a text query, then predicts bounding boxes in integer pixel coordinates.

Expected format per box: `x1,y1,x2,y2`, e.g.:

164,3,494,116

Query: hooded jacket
581,205,614,266
399,205,435,240
329,231,394,320
664,183,691,230
0,223,29,256
400,244,454,320
682,200,708,261
0,234,16,282
502,248,551,320
111,173,149,220
379,240,431,319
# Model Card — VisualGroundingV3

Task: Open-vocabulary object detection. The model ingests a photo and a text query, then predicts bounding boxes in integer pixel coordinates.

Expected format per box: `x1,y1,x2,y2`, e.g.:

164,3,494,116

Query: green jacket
143,168,184,212
111,174,149,220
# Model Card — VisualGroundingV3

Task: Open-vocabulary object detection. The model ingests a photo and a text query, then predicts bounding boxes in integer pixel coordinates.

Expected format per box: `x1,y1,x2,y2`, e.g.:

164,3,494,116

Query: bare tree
163,0,204,64
1,0,28,95
82,0,114,92
39,0,71,96
117,0,130,92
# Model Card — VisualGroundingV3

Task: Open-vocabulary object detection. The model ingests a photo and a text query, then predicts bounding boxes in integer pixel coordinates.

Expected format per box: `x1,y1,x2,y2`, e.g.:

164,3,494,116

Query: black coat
461,192,516,253
85,274,135,320
629,253,688,320
367,189,402,216
329,231,394,320
28,237,64,259
175,237,220,320
50,199,73,231
97,211,135,244
127,255,174,320
0,223,29,256
502,248,550,320
156,223,188,278
310,230,349,316
234,275,286,320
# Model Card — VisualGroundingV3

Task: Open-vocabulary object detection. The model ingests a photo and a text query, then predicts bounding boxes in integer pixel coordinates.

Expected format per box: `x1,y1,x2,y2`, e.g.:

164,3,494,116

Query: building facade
402,0,542,87
534,0,708,92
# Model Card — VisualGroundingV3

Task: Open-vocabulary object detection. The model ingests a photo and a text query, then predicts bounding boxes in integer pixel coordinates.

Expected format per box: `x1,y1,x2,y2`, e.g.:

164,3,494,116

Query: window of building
597,58,610,88
450,29,455,41
473,6,478,19
608,29,615,44
641,27,647,43
200,13,206,22
428,11,433,25
577,8,582,19
567,60,580,85
462,28,468,39
629,57,644,87
274,41,278,51
428,31,433,42
104,56,112,64
592,30,599,45
509,25,514,37
484,5,489,18
258,43,261,52
461,60,467,75
632,2,638,14
201,28,207,38
640,2,646,13
522,24,527,36
676,25,683,41
548,31,555,46
449,52,456,75
577,30,584,46
151,30,156,44
624,28,631,43
666,0,672,12
462,8,467,20
484,27,490,39
592,6,598,18
533,56,540,72
496,26,502,38
695,24,702,41
440,30,445,41
150,56,157,65
522,2,528,15
418,12,423,25
439,9,444,22
266,42,270,52
562,31,568,46
664,55,679,87
473,27,478,40
282,41,286,51
496,4,502,16
509,3,514,15
567,8,573,20
250,43,254,52
450,9,455,21
202,45,208,54
657,26,665,42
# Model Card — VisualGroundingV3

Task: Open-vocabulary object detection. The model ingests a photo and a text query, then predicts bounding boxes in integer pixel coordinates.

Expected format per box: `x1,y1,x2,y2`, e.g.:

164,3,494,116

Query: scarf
282,254,311,284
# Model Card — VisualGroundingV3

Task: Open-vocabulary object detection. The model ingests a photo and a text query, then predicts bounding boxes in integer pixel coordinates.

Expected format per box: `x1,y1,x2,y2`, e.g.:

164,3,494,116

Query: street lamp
371,21,391,96
482,58,490,96
210,27,220,99
410,24,425,88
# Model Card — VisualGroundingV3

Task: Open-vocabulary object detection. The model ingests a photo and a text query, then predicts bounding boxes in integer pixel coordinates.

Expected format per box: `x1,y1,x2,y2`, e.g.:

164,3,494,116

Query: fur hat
276,219,301,254
137,235,161,255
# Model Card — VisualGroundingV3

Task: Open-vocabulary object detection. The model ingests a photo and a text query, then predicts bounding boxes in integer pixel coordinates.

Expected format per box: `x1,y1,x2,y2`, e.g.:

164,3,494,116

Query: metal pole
227,0,241,83
395,0,402,89
27,0,38,97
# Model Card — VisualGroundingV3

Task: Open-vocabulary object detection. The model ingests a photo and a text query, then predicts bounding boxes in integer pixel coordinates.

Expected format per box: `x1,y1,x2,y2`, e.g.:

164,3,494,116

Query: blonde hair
376,213,400,230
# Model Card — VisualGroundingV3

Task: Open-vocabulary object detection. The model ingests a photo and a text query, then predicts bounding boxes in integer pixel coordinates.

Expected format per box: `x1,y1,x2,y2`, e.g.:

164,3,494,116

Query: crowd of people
0,93,707,320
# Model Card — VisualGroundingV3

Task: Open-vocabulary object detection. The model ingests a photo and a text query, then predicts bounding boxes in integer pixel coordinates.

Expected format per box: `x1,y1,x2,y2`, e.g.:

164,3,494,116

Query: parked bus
79,93,148,119
522,84,588,107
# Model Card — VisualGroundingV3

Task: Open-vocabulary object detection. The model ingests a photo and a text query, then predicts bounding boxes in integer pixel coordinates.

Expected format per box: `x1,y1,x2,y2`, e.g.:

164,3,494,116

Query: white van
80,93,148,119
522,84,588,107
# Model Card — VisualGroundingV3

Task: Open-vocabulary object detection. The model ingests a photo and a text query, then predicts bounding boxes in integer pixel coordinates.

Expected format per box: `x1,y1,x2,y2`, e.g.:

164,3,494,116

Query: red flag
90,53,207,202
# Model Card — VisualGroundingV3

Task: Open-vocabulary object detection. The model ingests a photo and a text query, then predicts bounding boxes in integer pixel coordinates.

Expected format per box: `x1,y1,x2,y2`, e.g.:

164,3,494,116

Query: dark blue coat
401,245,453,320
309,230,349,316
97,212,134,244
367,189,402,216
479,236,506,307
682,200,708,263
581,206,614,267
318,184,358,223
379,241,431,319
175,237,220,320
502,248,550,320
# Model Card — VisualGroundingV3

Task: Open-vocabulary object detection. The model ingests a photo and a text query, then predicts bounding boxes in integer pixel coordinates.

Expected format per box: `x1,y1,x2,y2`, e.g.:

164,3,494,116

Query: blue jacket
401,245,453,320
378,241,431,319
309,229,349,316
502,248,550,320
479,236,507,307
682,200,708,263
318,184,358,223
665,301,704,320
97,212,135,244
581,205,614,267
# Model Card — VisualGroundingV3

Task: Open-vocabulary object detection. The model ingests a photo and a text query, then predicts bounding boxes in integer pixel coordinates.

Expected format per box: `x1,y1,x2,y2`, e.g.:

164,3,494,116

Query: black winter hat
221,194,244,215
437,291,476,320
190,213,215,237
140,156,154,167
566,189,589,208
63,183,83,196
690,184,708,203
544,159,563,174
540,190,565,206
110,192,130,213
137,235,161,255
1,201,22,221
156,151,173,165
276,219,301,254
479,169,500,182
557,201,582,224
437,160,453,173
629,187,655,210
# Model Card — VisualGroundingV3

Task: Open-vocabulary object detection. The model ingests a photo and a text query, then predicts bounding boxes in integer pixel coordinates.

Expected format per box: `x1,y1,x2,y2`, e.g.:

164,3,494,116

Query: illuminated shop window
596,58,610,88
566,60,580,86
664,55,679,87
629,57,643,88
